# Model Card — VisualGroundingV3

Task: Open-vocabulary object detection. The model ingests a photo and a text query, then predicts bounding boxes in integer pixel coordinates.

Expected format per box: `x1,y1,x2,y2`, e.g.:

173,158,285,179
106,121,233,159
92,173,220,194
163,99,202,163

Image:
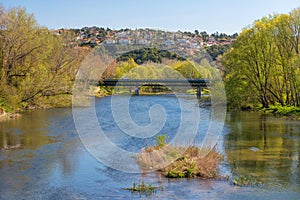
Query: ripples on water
0,95,299,199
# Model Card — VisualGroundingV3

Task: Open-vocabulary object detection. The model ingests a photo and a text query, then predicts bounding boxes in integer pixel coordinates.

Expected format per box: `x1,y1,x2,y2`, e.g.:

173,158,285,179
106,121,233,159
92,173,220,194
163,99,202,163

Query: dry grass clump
137,135,222,178
161,146,221,178
137,143,181,171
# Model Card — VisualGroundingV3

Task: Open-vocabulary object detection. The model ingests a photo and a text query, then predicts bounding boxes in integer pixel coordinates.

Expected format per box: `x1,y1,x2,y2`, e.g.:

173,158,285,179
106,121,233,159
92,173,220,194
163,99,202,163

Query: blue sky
1,0,300,34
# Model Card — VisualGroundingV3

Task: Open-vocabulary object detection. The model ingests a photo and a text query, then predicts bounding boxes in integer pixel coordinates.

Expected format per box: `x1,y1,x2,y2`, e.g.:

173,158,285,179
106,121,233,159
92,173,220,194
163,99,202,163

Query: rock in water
248,147,260,152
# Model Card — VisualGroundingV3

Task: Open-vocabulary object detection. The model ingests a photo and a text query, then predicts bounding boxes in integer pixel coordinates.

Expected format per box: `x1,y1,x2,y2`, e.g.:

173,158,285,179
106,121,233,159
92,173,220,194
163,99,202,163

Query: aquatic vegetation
231,174,262,187
161,147,222,179
155,134,167,148
122,180,163,195
137,134,222,179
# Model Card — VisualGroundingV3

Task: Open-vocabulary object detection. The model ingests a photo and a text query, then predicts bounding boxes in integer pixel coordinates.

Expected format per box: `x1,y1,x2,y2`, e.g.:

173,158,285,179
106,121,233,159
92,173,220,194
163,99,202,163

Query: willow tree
222,8,300,108
289,8,300,106
0,6,89,110
223,17,277,108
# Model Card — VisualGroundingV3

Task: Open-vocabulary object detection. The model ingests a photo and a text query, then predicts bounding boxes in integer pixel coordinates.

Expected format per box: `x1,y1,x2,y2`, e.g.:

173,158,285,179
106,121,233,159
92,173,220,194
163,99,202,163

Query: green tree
115,58,138,78
223,19,276,108
205,44,231,61
200,31,209,42
289,8,300,106
222,8,300,108
173,60,203,79
0,6,89,111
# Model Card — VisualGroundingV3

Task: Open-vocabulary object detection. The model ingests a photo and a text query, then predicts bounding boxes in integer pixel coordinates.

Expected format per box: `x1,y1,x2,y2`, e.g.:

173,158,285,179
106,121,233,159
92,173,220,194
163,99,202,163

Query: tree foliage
0,6,89,111
114,59,212,80
222,8,300,109
117,48,185,65
205,44,231,61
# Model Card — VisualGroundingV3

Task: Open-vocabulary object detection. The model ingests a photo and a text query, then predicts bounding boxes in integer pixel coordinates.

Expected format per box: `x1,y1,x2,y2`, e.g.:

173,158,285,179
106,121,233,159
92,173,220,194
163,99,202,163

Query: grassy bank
257,105,300,120
235,103,300,120
0,94,73,122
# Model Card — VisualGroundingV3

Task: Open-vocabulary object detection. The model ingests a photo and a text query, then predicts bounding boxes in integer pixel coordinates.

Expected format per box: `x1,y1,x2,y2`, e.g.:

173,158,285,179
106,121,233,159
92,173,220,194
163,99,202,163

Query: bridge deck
99,79,209,87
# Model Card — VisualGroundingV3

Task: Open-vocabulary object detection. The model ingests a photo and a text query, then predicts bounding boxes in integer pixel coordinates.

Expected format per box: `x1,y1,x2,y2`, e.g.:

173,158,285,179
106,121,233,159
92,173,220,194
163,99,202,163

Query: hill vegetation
117,48,186,65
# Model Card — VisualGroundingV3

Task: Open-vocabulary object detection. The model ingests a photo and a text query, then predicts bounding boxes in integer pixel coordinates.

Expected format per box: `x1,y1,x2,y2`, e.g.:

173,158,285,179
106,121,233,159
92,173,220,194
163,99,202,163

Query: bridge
99,79,209,97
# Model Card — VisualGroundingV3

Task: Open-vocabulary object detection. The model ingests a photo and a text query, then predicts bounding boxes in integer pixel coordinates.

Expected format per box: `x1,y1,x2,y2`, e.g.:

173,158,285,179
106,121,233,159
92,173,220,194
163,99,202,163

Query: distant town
55,27,238,60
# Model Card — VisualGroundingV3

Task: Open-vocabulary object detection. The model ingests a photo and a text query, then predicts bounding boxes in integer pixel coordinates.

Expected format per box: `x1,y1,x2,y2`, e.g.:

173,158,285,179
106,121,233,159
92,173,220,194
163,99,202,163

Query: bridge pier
134,86,139,95
196,86,202,99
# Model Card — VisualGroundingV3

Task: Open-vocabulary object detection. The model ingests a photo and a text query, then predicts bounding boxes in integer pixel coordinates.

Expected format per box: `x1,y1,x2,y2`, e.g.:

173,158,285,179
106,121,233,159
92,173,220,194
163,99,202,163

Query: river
0,95,299,199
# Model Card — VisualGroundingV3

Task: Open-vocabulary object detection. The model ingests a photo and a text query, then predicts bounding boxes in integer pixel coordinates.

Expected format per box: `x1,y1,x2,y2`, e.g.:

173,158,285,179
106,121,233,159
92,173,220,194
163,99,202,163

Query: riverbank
236,104,300,120
257,105,300,120
0,95,73,122
0,109,20,122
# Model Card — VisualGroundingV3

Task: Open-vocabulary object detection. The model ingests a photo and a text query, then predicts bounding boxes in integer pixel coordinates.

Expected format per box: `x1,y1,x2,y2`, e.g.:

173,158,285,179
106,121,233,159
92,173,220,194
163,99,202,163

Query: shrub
137,142,222,179
161,147,222,179
155,134,166,148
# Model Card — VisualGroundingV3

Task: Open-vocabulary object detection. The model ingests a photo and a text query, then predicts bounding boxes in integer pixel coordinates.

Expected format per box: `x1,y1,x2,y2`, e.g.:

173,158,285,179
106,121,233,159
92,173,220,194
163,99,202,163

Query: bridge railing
98,79,209,87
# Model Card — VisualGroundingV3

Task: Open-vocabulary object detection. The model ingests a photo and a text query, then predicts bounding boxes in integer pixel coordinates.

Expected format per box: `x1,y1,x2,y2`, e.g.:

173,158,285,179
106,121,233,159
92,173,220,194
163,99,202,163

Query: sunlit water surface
0,96,299,199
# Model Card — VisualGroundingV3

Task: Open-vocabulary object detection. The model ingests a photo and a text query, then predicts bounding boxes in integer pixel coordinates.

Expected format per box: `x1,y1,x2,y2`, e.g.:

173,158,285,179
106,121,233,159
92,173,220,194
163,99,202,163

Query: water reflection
0,108,82,198
0,98,299,199
224,112,300,188
0,110,61,149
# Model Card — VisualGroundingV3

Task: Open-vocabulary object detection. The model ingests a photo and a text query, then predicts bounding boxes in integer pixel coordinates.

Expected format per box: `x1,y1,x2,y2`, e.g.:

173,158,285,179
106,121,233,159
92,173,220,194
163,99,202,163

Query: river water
0,95,299,199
